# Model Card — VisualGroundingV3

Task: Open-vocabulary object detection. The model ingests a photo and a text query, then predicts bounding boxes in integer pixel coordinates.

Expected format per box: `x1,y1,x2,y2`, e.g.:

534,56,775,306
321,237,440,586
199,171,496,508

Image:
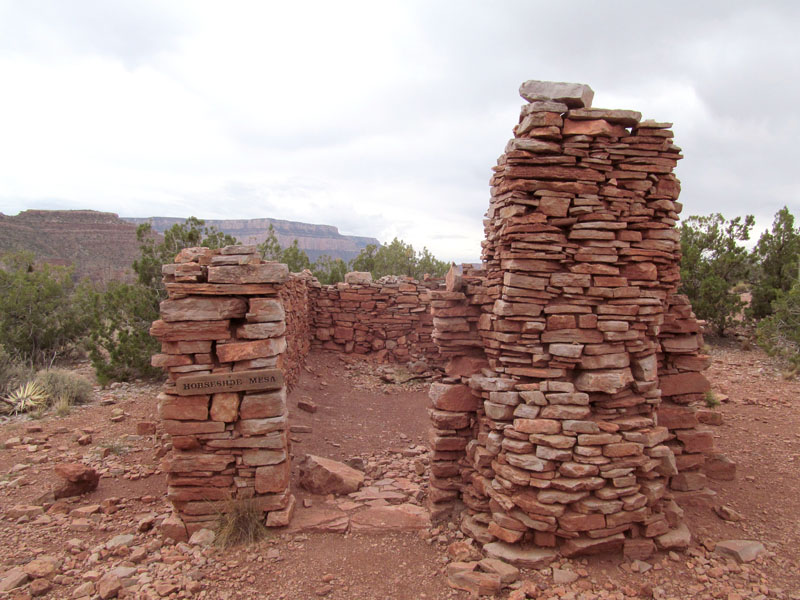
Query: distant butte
0,210,379,283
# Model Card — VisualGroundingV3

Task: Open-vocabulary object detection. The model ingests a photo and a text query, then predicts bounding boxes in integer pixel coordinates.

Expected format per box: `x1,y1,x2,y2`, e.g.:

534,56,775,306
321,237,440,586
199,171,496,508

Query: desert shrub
704,390,720,408
52,395,73,417
258,226,313,274
350,238,449,280
214,499,269,547
86,281,161,385
312,254,348,285
33,368,93,406
0,252,91,364
85,217,237,384
0,344,34,397
757,283,800,369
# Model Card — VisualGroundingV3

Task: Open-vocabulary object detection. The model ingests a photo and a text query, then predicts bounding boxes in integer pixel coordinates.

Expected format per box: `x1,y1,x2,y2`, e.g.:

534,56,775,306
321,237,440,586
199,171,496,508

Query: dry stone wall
428,80,718,558
151,251,447,533
311,275,443,365
150,245,295,534
279,272,315,390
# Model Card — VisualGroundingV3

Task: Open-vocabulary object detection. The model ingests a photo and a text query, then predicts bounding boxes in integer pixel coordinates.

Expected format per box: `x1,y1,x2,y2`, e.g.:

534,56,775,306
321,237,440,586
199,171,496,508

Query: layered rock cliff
123,217,379,263
0,210,379,283
0,210,142,282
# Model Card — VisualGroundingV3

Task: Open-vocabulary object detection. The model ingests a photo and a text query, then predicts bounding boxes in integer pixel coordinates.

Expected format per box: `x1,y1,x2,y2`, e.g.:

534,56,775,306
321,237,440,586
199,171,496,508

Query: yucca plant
2,381,49,415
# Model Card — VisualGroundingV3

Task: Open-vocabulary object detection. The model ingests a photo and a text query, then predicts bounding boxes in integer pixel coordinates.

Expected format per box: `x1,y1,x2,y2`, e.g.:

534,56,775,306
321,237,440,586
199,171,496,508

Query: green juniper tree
87,218,237,383
749,207,800,319
679,213,754,336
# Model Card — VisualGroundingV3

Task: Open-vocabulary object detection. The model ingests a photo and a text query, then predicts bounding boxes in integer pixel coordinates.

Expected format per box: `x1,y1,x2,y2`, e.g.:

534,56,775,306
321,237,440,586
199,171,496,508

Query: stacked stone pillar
150,245,294,534
429,80,717,557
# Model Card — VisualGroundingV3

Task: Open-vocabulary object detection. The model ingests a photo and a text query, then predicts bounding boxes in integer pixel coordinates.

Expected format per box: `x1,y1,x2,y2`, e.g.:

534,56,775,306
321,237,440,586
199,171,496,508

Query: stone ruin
150,80,728,561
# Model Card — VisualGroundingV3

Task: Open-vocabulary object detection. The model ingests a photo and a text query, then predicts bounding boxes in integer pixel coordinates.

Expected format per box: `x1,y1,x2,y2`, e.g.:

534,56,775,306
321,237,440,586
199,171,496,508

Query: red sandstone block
216,338,286,362
603,442,643,457
255,461,291,494
209,393,239,422
158,394,209,421
676,429,714,453
558,511,606,532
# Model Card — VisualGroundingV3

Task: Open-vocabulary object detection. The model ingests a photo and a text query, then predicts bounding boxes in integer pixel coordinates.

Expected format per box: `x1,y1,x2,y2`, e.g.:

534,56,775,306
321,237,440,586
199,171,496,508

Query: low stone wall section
310,276,444,365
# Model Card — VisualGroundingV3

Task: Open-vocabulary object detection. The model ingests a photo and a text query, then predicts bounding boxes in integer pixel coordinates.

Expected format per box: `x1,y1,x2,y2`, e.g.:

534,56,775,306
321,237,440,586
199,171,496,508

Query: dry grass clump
33,368,93,405
214,499,269,548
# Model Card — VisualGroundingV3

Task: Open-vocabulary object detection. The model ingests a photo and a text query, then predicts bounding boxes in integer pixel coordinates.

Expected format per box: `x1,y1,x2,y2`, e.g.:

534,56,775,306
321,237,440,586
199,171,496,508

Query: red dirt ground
0,345,798,599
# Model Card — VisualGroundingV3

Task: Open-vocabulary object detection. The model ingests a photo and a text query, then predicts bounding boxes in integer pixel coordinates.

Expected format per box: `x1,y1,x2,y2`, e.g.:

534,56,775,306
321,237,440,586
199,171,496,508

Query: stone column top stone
519,80,595,108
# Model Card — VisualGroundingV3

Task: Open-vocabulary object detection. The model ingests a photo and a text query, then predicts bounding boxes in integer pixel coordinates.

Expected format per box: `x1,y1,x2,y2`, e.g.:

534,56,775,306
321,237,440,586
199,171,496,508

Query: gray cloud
1,0,799,263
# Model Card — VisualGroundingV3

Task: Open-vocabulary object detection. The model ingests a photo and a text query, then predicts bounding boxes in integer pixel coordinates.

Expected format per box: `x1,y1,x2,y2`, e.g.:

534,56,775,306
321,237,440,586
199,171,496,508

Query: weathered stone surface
216,337,287,362
255,460,291,493
704,453,737,480
552,568,579,585
247,298,285,322
160,513,189,542
97,572,122,599
567,108,641,126
483,542,558,569
574,369,634,394
163,419,226,435
298,454,364,495
445,356,489,378
207,263,288,284
53,463,100,499
563,119,628,137
244,449,286,466
624,538,655,560
159,393,209,421
519,80,594,108
23,556,59,579
236,321,286,339
160,296,246,322
209,392,239,422
659,372,711,396
164,454,234,473
447,570,503,596
265,494,296,527
561,533,626,557
239,390,285,419
150,319,231,341
657,404,698,429
714,540,765,563
655,523,691,550
345,271,372,284
350,504,430,531
0,568,28,592
287,507,349,533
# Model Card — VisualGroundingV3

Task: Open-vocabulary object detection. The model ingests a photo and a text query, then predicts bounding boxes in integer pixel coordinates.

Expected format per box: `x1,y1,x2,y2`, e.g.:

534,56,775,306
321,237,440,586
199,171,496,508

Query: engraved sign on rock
175,369,284,395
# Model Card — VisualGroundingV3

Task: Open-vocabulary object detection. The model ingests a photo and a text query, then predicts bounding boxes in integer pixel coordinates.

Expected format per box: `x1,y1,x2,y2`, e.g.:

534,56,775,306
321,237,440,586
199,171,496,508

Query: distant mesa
123,216,379,264
0,210,379,283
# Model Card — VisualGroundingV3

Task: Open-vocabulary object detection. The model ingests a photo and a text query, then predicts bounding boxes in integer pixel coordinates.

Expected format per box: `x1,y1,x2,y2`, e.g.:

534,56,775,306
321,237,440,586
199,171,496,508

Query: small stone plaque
175,369,283,396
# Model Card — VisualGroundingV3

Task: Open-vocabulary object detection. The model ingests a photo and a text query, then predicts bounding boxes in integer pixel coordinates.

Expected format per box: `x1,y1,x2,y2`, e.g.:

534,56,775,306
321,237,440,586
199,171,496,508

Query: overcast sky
0,1,798,263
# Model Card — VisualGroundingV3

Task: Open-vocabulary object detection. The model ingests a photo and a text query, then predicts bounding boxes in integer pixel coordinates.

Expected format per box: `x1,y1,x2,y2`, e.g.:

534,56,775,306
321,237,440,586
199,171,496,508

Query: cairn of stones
150,245,295,535
428,80,715,558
